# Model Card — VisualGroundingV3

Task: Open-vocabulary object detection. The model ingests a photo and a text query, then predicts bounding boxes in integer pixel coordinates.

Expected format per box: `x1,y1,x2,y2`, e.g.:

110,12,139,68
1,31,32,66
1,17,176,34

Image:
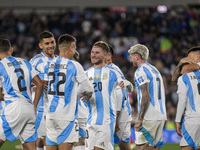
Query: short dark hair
108,44,114,56
58,34,76,46
39,31,54,42
93,41,109,53
187,46,200,55
0,38,11,53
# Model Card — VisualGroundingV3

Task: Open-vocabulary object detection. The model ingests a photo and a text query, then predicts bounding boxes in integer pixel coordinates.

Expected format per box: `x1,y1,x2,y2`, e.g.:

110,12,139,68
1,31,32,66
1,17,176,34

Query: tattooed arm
134,83,150,131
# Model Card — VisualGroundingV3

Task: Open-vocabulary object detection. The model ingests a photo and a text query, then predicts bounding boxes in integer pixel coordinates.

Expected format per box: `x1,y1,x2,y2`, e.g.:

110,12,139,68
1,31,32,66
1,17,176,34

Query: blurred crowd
1,6,200,129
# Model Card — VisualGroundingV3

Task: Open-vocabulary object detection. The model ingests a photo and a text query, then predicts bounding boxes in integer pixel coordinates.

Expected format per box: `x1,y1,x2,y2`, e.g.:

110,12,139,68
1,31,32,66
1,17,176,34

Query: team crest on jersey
99,142,105,147
95,74,100,80
58,58,60,61
102,73,107,80
89,77,93,81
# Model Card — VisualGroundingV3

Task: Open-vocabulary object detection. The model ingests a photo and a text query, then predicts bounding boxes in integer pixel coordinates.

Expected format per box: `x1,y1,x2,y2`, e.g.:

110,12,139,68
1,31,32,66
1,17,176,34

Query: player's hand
134,120,142,131
115,119,120,132
175,122,182,137
42,80,48,91
80,92,91,103
180,57,194,65
118,81,125,88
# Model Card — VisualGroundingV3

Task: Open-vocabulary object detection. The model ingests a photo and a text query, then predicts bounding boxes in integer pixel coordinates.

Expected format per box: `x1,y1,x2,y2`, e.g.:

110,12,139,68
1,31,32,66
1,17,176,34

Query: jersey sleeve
115,86,123,111
135,70,149,86
35,59,48,74
74,61,89,83
113,69,134,92
31,65,39,79
175,76,187,122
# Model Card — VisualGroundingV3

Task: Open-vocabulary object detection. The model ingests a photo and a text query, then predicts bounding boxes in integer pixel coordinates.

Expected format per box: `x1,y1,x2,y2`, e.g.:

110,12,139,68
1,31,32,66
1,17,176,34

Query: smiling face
91,46,106,65
39,37,56,58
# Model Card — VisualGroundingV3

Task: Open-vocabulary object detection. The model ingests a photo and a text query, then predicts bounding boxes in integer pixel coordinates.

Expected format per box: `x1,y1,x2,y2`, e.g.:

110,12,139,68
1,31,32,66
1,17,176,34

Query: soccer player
0,38,43,150
85,41,133,150
171,46,200,82
105,44,132,150
128,44,167,150
175,47,200,150
36,33,94,150
29,31,57,150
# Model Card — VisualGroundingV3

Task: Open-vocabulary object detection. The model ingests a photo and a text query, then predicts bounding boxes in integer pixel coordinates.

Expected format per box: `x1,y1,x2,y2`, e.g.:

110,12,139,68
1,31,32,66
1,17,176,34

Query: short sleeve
177,76,187,95
135,70,149,86
31,66,39,79
74,61,88,83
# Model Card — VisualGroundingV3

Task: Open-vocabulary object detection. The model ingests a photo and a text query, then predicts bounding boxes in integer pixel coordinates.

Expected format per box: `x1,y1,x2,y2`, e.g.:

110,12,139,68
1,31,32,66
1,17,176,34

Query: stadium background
0,0,200,149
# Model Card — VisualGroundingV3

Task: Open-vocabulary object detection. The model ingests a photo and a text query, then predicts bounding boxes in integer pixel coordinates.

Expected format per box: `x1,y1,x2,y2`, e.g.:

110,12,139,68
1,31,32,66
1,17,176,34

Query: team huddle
0,31,199,150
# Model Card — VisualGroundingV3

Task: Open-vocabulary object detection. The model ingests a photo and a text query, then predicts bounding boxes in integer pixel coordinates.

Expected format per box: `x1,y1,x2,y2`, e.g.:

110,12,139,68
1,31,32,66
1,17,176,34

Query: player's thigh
135,120,164,146
46,119,78,146
180,122,200,149
86,123,115,150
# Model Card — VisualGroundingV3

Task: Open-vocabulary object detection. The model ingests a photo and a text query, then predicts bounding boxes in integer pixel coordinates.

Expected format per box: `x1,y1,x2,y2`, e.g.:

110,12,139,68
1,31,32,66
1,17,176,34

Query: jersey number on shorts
93,82,102,92
48,72,66,96
15,68,27,92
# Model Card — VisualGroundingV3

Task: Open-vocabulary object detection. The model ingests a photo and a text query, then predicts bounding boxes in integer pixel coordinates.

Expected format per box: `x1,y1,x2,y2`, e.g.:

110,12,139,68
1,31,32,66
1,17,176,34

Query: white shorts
46,118,79,146
0,100,37,144
85,122,115,150
35,111,46,139
180,121,200,149
0,101,5,116
135,120,165,147
114,121,131,144
78,118,87,138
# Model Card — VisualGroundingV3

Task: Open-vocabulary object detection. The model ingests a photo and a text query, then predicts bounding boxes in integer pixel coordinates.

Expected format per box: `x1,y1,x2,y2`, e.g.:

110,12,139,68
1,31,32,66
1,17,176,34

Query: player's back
178,70,200,123
134,62,167,121
0,56,34,103
46,56,83,121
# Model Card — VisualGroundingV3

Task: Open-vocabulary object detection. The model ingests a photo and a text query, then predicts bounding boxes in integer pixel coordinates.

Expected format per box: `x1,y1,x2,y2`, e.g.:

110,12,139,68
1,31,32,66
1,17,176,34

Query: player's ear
39,42,43,49
10,47,14,54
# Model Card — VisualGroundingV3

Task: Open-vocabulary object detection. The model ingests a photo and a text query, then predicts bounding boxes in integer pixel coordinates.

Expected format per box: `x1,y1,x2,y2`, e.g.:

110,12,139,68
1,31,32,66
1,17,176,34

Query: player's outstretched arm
32,75,43,112
78,80,94,103
172,57,196,82
118,80,134,93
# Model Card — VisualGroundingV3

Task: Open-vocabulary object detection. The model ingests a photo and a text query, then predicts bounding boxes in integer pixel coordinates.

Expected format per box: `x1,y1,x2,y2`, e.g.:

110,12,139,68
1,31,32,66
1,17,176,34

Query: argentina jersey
0,56,38,104
108,63,132,122
134,62,167,121
86,65,129,125
30,52,55,112
177,71,200,124
36,56,89,121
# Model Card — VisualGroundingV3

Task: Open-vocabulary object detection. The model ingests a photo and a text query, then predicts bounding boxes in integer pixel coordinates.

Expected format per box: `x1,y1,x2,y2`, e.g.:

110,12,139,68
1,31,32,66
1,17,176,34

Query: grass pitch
0,140,181,150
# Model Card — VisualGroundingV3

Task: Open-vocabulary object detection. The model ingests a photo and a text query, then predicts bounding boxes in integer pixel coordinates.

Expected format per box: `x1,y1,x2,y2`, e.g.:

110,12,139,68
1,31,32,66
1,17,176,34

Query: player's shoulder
30,53,45,63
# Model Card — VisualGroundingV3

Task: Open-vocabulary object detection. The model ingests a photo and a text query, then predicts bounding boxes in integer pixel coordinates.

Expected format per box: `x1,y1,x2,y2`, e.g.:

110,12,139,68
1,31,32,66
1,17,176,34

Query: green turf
1,139,22,150
1,140,180,150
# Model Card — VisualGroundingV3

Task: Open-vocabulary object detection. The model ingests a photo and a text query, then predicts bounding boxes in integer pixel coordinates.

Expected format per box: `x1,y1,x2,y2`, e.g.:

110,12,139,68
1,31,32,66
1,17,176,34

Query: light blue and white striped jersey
0,80,5,115
108,63,132,122
36,56,91,121
134,62,167,120
30,52,56,112
176,71,200,124
86,65,133,125
0,56,38,104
